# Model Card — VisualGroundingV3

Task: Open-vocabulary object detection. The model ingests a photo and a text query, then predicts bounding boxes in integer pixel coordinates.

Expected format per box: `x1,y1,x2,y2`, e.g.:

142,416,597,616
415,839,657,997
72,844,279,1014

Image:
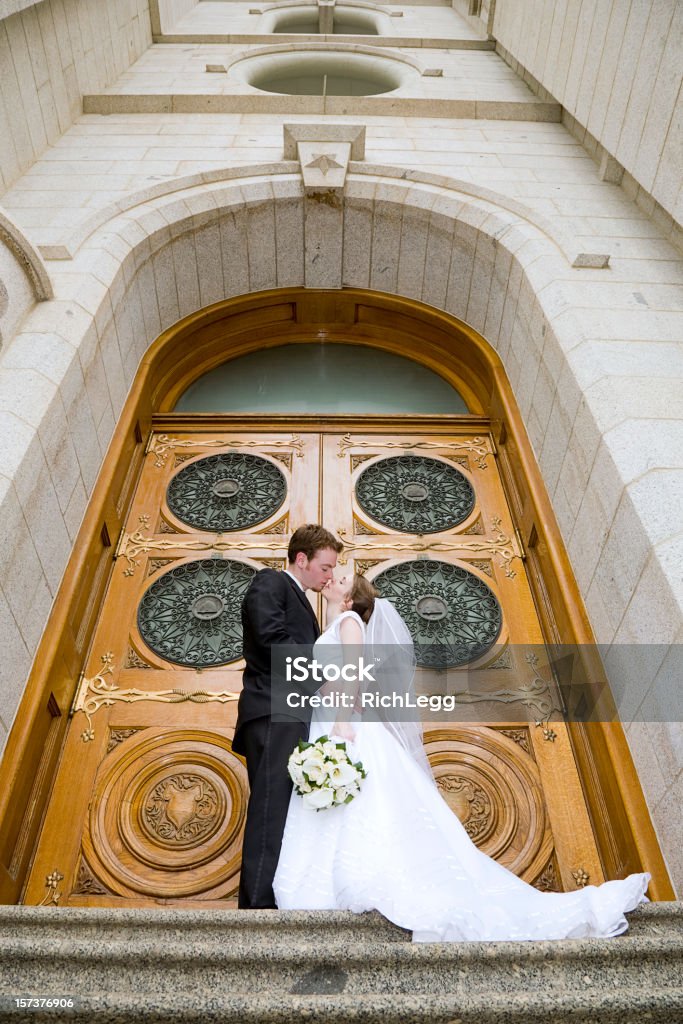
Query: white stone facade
0,0,682,890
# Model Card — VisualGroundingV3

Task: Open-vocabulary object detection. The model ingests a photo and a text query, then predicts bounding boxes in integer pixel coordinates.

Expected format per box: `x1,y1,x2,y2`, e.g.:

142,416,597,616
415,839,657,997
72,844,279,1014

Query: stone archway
0,272,674,903
0,167,677,901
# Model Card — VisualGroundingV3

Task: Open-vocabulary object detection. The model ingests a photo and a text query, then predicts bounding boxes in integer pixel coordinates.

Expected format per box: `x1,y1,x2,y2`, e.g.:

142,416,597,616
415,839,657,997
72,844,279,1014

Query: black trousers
237,715,308,909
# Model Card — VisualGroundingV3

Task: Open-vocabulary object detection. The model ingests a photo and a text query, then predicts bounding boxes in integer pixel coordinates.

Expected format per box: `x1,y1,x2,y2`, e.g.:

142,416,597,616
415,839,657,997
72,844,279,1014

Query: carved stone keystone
283,123,365,195
318,0,335,34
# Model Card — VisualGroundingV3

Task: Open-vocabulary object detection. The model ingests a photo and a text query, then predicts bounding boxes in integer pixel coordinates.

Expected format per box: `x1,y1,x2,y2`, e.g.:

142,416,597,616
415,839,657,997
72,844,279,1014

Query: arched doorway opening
3,288,672,906
173,343,470,415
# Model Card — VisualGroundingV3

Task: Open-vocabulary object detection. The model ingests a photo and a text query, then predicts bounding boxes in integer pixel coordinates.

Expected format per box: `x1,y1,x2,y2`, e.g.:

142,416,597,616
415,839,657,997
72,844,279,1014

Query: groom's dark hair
288,524,343,563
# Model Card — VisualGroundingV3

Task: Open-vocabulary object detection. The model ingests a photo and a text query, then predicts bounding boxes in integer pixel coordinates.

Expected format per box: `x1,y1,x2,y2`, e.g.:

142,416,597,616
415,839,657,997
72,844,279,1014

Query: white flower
303,762,328,784
288,738,366,809
328,761,358,787
303,787,335,810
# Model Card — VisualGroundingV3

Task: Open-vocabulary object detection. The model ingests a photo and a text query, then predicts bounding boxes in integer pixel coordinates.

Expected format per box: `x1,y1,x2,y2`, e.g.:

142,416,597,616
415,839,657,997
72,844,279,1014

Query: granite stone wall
490,0,682,228
0,0,152,191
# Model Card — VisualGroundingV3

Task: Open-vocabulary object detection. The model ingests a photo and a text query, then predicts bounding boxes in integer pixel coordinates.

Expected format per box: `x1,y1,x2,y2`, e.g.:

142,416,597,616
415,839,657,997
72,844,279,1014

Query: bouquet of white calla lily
302,761,327,784
328,761,359,787
287,734,367,811
302,788,335,810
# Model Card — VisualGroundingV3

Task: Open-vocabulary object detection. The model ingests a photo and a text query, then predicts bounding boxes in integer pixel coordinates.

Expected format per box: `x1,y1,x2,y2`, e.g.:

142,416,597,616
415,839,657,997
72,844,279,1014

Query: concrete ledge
82,92,561,121
152,33,497,48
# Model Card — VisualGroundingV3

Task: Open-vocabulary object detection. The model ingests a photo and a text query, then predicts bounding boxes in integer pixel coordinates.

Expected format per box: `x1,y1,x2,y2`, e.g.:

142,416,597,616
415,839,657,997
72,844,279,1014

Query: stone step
3,988,683,1024
0,907,411,953
4,936,683,993
3,901,680,944
0,905,681,1024
612,899,683,935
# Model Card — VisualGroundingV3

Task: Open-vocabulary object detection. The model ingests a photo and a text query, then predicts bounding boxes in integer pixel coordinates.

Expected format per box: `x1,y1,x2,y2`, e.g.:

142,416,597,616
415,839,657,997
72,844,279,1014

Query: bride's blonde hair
347,574,377,624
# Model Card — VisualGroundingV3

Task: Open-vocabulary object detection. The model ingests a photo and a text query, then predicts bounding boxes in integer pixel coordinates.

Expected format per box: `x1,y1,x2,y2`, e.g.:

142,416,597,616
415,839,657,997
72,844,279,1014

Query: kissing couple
232,524,650,942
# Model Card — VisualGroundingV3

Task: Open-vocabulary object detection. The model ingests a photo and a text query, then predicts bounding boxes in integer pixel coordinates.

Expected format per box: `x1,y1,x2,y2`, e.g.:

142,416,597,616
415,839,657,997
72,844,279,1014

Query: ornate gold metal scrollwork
525,651,565,739
433,674,559,721
337,433,493,470
572,867,590,887
71,652,240,741
71,652,115,742
39,869,64,906
337,515,522,578
116,531,286,578
147,433,305,469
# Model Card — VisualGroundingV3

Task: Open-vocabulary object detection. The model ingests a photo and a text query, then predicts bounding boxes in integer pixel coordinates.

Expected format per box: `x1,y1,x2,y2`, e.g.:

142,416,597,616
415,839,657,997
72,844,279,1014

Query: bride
273,573,651,942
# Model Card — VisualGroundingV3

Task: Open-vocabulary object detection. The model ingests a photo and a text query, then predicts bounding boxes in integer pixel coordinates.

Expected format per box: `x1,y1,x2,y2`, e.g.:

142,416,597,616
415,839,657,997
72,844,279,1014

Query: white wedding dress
273,610,651,942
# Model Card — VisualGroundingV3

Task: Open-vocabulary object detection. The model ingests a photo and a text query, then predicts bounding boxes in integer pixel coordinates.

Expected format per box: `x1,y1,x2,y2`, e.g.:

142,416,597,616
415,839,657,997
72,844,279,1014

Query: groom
233,523,343,909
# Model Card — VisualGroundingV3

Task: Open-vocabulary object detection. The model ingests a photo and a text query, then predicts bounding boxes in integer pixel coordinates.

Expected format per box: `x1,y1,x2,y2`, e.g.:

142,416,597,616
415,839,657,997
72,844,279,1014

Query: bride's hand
331,720,356,742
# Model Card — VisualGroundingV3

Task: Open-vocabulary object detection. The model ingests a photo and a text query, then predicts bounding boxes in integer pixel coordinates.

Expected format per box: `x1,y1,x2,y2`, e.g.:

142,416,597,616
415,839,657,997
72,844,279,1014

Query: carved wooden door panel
24,424,605,908
324,430,605,894
24,431,318,907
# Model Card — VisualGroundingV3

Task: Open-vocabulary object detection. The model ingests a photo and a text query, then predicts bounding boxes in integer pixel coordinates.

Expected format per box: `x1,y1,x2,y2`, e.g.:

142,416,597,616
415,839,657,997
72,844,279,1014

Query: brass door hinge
69,671,87,718
114,528,129,562
513,525,526,560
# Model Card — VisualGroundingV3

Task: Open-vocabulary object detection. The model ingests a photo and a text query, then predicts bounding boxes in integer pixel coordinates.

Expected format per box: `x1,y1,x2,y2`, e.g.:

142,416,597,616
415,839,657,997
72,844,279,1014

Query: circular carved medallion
373,559,502,668
424,726,553,880
166,452,286,532
137,558,256,666
436,775,491,842
355,455,475,533
141,772,222,848
83,730,247,898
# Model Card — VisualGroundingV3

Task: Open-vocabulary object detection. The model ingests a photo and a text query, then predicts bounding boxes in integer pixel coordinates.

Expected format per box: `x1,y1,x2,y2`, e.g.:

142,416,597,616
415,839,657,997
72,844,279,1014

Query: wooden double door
24,424,606,906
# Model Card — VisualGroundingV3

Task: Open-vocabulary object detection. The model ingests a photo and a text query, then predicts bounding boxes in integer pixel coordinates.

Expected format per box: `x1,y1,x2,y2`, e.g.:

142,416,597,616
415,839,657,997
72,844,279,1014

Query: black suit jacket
232,569,320,755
